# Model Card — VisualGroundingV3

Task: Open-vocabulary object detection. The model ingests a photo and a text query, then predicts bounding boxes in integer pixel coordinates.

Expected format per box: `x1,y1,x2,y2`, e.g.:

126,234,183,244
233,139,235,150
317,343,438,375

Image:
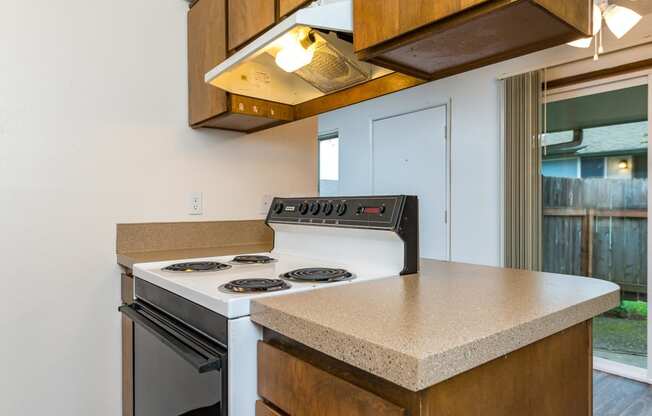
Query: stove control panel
266,195,419,274
267,195,415,231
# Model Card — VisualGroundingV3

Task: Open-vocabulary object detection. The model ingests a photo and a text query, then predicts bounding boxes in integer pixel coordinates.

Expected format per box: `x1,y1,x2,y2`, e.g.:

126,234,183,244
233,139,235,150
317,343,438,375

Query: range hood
204,0,392,106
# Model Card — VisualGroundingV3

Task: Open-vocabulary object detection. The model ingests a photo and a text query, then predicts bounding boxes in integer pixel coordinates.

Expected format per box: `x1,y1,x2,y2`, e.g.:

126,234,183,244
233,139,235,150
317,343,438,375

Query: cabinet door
258,342,406,416
228,0,276,51
279,0,310,17
188,0,228,126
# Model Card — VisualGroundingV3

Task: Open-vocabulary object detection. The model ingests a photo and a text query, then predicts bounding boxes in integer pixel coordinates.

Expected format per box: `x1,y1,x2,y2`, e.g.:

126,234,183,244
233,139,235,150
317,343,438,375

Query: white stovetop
133,252,394,318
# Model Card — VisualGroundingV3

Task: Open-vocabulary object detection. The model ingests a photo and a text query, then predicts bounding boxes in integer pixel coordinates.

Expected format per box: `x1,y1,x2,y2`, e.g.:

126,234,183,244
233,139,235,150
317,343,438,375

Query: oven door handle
119,304,224,373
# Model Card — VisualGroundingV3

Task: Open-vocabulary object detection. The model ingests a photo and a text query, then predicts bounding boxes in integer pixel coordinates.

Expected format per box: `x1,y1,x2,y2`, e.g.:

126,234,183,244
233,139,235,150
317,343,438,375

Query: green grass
605,300,647,320
593,315,647,356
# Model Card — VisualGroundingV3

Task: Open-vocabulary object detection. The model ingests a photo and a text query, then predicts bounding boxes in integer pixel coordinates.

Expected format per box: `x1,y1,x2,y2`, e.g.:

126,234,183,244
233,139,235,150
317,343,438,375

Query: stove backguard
266,195,418,275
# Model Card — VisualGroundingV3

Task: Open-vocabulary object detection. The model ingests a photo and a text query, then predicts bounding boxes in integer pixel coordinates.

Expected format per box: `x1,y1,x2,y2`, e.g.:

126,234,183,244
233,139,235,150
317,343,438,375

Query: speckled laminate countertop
251,259,619,391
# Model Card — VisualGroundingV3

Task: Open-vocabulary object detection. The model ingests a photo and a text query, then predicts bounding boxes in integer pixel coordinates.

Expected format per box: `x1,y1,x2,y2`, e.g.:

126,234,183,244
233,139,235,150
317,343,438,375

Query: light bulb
275,35,315,72
603,4,642,39
567,37,593,48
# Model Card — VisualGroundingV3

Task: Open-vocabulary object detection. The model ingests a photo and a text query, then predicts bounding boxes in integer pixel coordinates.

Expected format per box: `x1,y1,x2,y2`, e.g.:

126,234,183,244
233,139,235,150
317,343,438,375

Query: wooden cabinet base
259,320,592,415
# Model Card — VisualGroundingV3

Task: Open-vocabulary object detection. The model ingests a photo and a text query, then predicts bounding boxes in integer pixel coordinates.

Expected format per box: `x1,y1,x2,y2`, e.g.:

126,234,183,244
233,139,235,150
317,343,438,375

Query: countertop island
251,259,620,416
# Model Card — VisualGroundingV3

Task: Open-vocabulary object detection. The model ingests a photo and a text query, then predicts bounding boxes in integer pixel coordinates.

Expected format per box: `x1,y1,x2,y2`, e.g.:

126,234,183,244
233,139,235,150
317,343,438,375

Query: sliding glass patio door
543,72,650,382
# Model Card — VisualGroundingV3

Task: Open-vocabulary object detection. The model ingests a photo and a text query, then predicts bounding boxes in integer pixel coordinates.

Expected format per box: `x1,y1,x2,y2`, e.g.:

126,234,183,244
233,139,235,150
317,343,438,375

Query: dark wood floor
594,371,652,415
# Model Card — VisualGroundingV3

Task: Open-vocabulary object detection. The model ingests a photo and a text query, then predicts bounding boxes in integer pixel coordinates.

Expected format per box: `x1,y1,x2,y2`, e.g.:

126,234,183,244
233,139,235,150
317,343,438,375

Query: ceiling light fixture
566,0,642,60
603,4,642,39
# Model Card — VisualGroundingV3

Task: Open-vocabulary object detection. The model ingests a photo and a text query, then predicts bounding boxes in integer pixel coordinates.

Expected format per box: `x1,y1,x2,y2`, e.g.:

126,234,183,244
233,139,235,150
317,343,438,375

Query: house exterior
542,121,648,179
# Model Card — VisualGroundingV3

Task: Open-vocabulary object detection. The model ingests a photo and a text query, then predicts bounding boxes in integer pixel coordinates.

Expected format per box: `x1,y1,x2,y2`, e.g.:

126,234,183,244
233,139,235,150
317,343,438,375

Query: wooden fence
543,177,647,298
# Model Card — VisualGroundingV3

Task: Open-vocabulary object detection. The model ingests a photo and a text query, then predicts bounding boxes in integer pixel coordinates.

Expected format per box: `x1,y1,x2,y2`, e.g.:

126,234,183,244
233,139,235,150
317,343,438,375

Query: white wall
0,1,316,414
319,14,652,267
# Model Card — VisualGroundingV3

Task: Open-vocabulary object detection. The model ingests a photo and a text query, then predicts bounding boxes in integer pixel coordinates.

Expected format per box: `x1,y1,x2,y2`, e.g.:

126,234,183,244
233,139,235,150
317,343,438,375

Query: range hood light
275,32,316,73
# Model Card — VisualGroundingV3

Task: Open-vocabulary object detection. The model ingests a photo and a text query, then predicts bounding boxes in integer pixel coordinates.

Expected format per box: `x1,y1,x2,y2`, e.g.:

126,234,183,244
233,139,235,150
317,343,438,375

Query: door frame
368,102,452,261
541,71,652,383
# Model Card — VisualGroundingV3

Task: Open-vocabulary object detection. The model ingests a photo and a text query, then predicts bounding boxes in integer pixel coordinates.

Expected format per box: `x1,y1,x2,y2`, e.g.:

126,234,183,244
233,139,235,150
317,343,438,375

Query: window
580,157,605,178
318,131,339,196
542,158,578,178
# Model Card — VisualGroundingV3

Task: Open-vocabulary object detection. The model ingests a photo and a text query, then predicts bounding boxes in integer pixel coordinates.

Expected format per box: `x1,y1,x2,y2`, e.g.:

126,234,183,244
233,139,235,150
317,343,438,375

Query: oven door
120,302,227,416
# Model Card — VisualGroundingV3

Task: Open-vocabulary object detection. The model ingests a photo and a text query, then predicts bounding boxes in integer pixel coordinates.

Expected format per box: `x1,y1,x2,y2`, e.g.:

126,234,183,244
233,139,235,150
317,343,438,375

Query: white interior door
372,105,449,260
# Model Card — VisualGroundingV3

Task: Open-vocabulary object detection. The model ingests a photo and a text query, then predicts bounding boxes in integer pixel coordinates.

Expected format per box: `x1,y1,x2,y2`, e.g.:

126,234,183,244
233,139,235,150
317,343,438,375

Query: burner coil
220,278,291,293
281,268,354,283
163,262,231,272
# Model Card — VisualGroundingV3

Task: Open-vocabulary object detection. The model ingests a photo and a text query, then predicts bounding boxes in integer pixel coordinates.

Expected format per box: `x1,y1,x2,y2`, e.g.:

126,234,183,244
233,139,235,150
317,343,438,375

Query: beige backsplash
116,220,272,254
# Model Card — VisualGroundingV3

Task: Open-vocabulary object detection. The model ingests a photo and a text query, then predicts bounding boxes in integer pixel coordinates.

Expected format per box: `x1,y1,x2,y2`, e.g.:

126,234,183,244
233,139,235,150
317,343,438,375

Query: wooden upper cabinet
188,0,295,132
354,0,491,52
354,0,592,80
228,0,276,51
188,0,227,126
279,0,312,18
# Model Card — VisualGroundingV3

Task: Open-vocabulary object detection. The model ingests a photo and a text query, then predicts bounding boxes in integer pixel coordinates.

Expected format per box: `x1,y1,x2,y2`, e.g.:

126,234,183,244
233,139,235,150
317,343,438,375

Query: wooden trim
587,319,593,416
547,58,652,90
121,272,134,304
294,73,424,119
122,315,134,416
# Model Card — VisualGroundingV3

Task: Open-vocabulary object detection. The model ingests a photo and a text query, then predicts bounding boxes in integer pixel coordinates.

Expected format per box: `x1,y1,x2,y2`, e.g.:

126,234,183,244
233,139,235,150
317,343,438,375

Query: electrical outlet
189,192,203,215
260,194,273,215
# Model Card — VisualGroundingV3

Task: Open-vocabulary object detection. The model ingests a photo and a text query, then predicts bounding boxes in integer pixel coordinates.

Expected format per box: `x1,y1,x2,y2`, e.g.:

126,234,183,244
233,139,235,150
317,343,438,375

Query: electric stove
124,195,418,416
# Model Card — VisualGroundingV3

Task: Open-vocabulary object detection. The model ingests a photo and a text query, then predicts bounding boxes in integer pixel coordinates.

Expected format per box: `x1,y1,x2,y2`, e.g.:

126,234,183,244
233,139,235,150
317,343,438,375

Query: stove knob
322,202,334,215
335,203,347,216
299,202,309,215
272,202,284,214
309,202,321,215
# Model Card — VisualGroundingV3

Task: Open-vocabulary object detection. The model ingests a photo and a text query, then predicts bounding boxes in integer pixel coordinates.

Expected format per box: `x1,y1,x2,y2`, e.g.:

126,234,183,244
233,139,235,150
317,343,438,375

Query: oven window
134,324,222,416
